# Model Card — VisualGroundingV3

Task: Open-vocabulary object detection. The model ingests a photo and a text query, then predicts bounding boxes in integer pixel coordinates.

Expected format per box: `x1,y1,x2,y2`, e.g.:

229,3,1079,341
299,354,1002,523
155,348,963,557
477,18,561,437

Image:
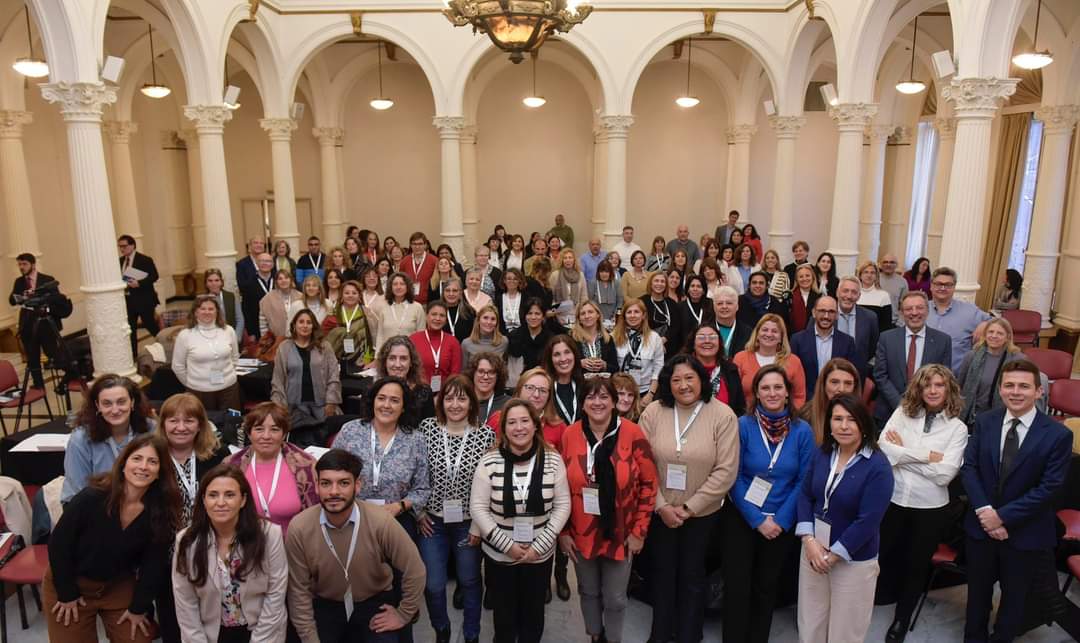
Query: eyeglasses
816,310,838,316
476,369,496,378
695,335,719,343
522,384,549,396
931,281,955,289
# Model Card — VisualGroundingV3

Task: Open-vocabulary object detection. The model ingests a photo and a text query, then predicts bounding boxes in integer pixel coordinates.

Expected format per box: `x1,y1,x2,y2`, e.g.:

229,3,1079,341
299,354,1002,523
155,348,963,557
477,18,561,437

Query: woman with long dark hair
799,357,861,445
272,308,342,430
904,257,932,295
683,323,746,416
508,298,555,373
375,335,437,419
993,268,1023,312
44,433,182,643
814,252,839,298
172,465,288,643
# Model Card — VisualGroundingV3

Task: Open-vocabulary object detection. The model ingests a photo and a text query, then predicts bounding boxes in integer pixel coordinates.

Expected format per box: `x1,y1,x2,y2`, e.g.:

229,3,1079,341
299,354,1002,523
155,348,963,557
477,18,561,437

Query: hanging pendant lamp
12,8,48,78
523,54,546,108
895,15,926,95
1013,0,1053,70
676,38,700,108
140,26,171,98
370,42,394,110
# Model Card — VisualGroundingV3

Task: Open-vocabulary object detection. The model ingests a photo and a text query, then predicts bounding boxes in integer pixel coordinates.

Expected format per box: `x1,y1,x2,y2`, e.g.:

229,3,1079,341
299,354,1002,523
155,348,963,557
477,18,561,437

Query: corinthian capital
259,118,298,141
183,105,233,132
0,111,32,138
933,117,957,140
941,77,1017,118
599,114,634,139
827,103,878,131
889,126,913,146
312,126,345,147
725,124,757,144
104,121,138,144
41,83,117,121
1035,105,1080,134
863,125,895,144
768,115,806,139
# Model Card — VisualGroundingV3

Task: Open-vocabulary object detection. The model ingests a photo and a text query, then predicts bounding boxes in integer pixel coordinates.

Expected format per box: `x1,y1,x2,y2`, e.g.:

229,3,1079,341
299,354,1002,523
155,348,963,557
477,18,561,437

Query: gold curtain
977,113,1031,310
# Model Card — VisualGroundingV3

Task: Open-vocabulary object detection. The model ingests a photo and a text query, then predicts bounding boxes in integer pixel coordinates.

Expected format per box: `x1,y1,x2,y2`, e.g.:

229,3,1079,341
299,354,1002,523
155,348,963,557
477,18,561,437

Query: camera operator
8,253,62,390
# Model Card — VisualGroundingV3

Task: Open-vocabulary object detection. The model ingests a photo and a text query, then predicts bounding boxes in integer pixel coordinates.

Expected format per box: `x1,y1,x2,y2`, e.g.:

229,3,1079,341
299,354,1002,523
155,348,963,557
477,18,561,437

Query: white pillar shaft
1055,133,1080,331
591,128,608,243
460,128,479,258
335,145,347,227
926,119,956,264
600,115,633,248
0,111,37,326
261,119,299,250
827,104,877,276
767,116,805,264
725,124,756,217
314,128,345,243
939,78,1018,302
1020,106,1080,327
41,83,136,379
105,121,141,240
182,130,207,273
434,117,466,258
859,127,892,263
159,131,193,276
185,106,238,288
883,130,916,260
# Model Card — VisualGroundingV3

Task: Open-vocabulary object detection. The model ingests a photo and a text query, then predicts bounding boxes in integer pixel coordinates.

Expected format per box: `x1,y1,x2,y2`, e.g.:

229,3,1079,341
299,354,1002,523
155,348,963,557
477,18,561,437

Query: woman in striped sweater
469,399,570,643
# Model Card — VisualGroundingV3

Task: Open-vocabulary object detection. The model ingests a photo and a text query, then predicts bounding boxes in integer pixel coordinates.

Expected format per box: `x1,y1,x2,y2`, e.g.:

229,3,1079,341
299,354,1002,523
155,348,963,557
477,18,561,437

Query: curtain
905,122,938,265
977,112,1031,310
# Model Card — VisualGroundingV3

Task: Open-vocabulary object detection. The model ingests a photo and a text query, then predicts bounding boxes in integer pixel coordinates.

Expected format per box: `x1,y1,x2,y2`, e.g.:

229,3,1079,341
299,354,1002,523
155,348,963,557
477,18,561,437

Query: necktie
906,333,918,380
1000,418,1021,481
26,275,34,291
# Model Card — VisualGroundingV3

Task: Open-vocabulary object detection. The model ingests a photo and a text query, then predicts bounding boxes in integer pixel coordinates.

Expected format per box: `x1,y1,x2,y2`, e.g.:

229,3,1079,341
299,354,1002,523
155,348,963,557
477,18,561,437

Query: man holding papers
118,234,160,356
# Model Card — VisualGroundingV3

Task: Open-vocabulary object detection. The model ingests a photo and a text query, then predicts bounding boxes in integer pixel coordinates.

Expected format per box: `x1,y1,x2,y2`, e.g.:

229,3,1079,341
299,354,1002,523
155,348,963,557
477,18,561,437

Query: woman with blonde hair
799,357,862,444
612,299,663,402
570,301,618,377
610,373,641,421
551,249,589,327
462,304,508,364
172,295,241,411
299,274,332,325
956,316,1029,425
877,364,968,638
430,256,457,302
732,313,807,408
761,249,790,299
856,260,893,332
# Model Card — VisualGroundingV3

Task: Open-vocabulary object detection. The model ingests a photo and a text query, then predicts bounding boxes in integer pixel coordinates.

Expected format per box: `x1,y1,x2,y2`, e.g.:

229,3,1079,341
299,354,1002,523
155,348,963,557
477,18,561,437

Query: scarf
746,291,770,315
553,267,581,296
621,330,643,372
499,441,546,517
582,414,620,539
754,405,792,443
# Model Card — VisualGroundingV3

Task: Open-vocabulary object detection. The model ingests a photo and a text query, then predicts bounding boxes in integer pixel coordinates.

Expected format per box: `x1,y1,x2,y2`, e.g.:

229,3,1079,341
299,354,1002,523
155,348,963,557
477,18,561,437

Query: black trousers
964,537,1044,642
18,324,44,388
218,625,252,643
648,510,719,643
241,297,261,340
485,555,553,643
313,592,401,643
877,502,950,625
126,298,159,355
720,503,795,643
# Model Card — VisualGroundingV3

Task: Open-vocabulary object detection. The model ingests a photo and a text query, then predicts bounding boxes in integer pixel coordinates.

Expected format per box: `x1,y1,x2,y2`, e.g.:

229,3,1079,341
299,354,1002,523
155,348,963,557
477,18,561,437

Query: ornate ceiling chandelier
443,0,593,64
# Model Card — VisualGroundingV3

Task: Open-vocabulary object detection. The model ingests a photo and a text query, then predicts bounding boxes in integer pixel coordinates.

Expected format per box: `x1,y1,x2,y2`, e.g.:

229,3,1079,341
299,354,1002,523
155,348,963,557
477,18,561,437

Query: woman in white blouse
877,364,968,638
855,260,894,332
612,300,664,405
299,275,332,325
172,295,241,411
374,272,426,351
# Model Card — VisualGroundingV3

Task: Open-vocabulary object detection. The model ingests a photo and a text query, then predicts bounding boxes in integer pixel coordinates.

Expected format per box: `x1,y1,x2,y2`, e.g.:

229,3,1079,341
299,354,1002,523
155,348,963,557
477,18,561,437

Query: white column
1020,105,1080,327
0,111,39,327
926,117,957,264
335,143,347,226
103,120,141,241
184,106,239,288
591,123,609,243
883,127,916,259
600,115,633,248
940,77,1018,302
724,123,756,218
859,125,893,263
1055,135,1080,334
827,103,878,276
433,116,466,257
259,118,300,251
40,83,136,378
767,115,805,264
180,128,207,273
159,130,193,278
313,127,345,243
460,126,480,257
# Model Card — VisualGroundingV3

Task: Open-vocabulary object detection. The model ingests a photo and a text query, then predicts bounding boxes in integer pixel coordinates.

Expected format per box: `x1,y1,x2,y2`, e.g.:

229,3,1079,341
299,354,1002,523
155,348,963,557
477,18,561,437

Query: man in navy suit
961,359,1072,642
789,295,862,395
872,290,952,425
835,276,879,368
236,237,266,339
118,235,159,357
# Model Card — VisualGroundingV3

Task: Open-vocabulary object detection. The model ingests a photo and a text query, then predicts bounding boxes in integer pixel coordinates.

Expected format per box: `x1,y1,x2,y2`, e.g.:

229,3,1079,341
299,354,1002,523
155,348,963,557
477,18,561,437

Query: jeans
418,516,482,639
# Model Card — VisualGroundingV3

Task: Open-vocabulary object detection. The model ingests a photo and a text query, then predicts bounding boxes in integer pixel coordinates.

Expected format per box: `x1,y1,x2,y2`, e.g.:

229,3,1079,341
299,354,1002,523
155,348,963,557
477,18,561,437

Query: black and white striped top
419,418,495,519
468,448,570,564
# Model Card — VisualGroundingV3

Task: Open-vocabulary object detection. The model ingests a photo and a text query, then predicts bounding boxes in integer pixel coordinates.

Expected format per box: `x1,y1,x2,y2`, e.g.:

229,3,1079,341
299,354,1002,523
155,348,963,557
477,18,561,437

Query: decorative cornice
459,125,478,145
933,117,957,140
827,103,878,131
40,82,117,121
183,105,233,132
941,77,1017,118
768,115,805,139
0,110,32,138
433,116,467,139
160,130,186,150
1035,105,1080,135
599,114,634,139
725,123,757,144
259,118,298,141
312,126,344,147
889,126,914,146
863,124,895,145
104,120,138,144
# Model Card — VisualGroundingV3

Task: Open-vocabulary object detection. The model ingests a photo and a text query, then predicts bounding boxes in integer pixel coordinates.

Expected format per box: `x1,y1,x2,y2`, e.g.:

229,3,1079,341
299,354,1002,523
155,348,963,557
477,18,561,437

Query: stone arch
778,10,831,115
324,44,436,130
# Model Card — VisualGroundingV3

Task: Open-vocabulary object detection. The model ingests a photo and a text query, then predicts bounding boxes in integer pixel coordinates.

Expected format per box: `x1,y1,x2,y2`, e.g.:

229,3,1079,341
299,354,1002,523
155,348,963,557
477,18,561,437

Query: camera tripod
10,312,82,432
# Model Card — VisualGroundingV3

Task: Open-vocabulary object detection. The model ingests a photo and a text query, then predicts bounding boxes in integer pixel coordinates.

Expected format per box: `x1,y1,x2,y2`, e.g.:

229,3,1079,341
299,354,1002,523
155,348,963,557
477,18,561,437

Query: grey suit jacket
872,325,952,422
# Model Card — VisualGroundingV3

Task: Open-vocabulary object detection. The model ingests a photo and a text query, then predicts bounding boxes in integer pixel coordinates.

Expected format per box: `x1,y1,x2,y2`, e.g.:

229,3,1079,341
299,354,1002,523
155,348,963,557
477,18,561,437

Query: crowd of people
12,211,1073,643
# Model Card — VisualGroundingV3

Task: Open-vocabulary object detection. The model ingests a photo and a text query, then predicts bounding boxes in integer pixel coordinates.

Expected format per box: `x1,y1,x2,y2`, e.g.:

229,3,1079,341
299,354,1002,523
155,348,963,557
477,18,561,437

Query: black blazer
494,291,528,336
839,305,880,369
238,273,273,307
509,325,554,372
8,272,63,331
639,295,683,358
737,294,791,331
235,255,260,291
675,298,714,352
121,252,159,306
789,327,864,394
872,325,952,423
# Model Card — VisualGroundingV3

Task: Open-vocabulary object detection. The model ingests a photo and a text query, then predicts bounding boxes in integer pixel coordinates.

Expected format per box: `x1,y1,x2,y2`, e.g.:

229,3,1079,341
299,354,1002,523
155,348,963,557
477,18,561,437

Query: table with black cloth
237,363,372,415
0,418,70,486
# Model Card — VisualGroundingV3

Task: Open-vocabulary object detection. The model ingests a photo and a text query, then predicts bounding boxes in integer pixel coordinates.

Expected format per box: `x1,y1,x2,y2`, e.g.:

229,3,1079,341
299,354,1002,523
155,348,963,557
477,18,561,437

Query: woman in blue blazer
722,365,815,643
795,393,894,643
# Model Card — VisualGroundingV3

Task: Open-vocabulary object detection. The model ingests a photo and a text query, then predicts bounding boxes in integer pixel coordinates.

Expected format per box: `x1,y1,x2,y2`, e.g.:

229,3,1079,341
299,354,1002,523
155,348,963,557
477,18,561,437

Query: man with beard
8,253,61,389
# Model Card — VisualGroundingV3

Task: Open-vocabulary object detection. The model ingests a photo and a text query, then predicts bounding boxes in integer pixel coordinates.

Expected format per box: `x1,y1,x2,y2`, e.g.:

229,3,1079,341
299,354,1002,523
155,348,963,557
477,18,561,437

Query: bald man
580,237,606,284
666,225,701,265
238,251,274,339
547,214,575,249
878,254,907,325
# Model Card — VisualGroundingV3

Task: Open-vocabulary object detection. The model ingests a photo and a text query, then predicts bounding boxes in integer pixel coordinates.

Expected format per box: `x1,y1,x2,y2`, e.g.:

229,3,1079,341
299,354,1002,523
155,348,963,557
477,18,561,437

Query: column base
205,252,238,291
826,248,859,277
441,232,464,259
80,283,138,379
767,231,794,264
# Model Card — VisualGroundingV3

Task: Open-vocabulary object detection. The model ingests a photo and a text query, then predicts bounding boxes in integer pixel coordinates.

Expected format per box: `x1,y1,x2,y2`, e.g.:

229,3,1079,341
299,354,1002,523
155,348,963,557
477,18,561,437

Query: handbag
254,332,285,362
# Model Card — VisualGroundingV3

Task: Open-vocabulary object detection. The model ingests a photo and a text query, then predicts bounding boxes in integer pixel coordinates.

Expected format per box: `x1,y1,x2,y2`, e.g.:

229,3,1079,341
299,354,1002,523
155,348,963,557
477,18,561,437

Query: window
1008,118,1043,272
905,120,938,266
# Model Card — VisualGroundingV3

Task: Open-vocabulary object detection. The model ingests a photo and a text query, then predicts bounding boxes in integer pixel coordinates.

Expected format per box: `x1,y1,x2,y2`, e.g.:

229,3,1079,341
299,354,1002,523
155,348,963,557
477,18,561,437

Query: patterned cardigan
226,442,319,510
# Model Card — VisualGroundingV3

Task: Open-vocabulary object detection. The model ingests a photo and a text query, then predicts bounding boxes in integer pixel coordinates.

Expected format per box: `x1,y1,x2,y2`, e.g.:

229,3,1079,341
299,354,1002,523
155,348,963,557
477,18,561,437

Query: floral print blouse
334,420,431,512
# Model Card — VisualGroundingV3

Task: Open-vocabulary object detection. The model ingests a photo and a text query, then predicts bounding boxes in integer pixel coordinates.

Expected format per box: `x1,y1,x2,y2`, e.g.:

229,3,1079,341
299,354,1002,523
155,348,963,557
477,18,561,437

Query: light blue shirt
904,326,927,374
927,299,992,370
837,307,857,340
579,251,606,284
814,329,834,374
319,502,360,529
61,421,155,503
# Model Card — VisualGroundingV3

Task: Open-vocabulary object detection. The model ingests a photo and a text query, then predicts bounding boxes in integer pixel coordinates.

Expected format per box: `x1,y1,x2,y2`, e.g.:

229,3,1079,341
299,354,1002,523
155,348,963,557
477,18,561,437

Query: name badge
210,371,225,386
413,282,421,296
343,338,356,354
443,499,464,524
582,487,601,516
367,498,386,506
430,375,442,392
513,516,534,543
744,476,773,508
343,587,353,620
814,516,832,548
666,464,687,491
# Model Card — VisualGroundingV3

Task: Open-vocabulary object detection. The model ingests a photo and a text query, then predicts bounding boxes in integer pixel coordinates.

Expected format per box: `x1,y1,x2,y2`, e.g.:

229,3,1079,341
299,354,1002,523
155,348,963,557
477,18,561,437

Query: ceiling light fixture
895,15,927,95
1013,0,1053,70
370,42,394,110
522,54,546,108
675,38,700,108
139,26,170,98
443,0,592,64
12,8,48,78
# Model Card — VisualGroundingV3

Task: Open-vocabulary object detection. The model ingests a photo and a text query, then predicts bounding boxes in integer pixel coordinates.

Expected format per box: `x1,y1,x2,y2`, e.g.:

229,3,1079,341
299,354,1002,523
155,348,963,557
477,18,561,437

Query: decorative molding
0,110,32,138
183,105,233,132
888,126,913,145
863,125,894,145
160,130,186,150
703,9,717,34
259,118,298,141
459,125,478,145
941,77,1017,117
933,117,957,140
1034,105,1080,134
768,115,805,139
312,126,345,147
40,83,117,121
599,114,634,139
104,120,138,144
725,123,757,144
827,103,878,131
432,116,467,135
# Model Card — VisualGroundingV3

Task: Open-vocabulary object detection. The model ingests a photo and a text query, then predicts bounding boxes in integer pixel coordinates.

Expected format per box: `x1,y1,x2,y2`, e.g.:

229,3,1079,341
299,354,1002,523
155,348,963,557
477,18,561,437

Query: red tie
906,333,918,380
26,275,34,291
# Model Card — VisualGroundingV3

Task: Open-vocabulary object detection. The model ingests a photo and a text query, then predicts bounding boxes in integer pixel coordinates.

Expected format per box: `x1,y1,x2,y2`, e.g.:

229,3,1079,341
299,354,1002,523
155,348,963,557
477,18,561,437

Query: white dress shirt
878,406,968,508
999,406,1037,454
904,326,926,370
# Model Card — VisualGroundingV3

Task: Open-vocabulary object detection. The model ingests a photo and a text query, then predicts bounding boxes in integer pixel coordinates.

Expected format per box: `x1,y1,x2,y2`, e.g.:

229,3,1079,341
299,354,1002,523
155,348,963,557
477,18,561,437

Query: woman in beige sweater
638,353,739,643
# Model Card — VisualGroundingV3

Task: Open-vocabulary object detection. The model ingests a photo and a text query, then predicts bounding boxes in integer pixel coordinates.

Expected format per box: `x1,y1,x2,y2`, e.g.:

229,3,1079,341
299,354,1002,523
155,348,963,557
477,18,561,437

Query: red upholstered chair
0,361,53,436
909,543,963,632
1002,309,1041,347
1064,556,1080,594
1050,380,1080,418
0,483,48,643
1022,348,1074,382
1059,510,1080,541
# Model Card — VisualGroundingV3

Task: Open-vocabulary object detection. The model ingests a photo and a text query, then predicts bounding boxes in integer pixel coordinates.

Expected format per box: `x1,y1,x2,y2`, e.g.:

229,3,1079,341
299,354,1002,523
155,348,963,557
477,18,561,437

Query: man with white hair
835,275,880,369
713,285,752,359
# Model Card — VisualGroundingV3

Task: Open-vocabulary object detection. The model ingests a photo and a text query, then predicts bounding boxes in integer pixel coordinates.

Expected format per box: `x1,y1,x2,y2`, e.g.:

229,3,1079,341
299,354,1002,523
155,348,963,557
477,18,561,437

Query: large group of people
11,212,1073,643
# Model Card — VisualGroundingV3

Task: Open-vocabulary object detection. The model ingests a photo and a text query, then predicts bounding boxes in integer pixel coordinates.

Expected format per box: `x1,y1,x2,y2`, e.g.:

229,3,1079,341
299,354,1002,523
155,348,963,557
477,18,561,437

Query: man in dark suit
835,276,880,368
8,253,60,389
790,295,862,395
118,234,160,356
872,290,952,425
961,359,1072,642
713,286,753,359
236,237,266,339
238,253,274,339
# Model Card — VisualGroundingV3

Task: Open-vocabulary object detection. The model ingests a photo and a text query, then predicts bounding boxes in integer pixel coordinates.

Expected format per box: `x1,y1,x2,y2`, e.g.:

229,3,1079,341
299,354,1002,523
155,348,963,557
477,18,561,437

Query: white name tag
430,375,442,392
814,517,832,548
443,499,464,524
367,498,386,506
210,371,225,386
413,282,421,296
582,487,601,515
343,338,356,354
744,476,773,508
666,464,687,491
513,516,534,543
